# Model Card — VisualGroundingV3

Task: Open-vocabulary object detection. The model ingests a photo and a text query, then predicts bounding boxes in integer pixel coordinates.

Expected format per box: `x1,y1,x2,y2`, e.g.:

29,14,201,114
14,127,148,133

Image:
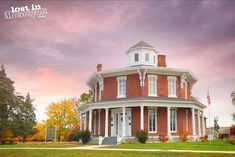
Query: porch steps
101,136,117,145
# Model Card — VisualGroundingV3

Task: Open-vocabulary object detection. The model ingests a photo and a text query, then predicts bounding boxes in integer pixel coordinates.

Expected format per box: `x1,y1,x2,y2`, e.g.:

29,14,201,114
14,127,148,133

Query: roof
79,96,207,111
129,40,154,49
127,40,157,53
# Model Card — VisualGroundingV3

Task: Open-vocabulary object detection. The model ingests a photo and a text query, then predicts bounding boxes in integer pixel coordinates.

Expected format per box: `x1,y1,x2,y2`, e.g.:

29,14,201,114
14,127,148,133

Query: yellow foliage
32,122,46,141
45,99,79,141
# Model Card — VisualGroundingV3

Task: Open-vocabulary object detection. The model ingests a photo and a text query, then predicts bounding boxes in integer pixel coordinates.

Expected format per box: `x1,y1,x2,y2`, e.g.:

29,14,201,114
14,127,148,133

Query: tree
79,92,92,104
46,99,79,141
0,65,36,144
12,93,36,142
214,117,220,132
0,65,16,143
32,122,46,141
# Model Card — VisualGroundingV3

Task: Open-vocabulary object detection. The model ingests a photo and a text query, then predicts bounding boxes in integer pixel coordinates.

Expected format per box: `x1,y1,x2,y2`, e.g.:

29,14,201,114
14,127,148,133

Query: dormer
127,40,158,67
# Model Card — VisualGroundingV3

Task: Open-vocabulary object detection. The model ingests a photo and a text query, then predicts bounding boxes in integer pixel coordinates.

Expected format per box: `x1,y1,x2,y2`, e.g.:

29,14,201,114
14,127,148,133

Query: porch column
98,109,101,135
167,106,171,137
191,108,196,136
79,111,82,131
84,112,87,130
105,108,109,137
122,107,126,137
198,110,201,136
140,106,144,130
202,111,205,135
89,110,93,131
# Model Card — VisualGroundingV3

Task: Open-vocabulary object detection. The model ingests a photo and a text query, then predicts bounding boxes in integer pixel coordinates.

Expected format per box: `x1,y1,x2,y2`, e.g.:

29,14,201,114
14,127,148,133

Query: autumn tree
32,122,46,141
0,65,36,144
46,99,79,141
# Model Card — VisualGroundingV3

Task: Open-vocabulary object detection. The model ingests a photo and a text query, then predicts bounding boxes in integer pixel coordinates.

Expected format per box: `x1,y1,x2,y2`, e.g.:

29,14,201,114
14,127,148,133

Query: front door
111,108,132,137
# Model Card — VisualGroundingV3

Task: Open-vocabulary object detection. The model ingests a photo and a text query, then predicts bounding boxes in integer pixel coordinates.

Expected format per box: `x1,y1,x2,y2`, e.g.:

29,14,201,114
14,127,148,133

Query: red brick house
79,41,206,143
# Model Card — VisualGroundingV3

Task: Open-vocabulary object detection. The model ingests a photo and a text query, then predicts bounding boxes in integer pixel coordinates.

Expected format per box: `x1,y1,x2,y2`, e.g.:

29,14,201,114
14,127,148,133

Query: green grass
0,142,82,148
0,150,234,157
107,140,235,151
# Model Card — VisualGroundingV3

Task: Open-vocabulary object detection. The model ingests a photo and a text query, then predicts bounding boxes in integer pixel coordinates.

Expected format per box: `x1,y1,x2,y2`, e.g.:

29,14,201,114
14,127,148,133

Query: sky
0,0,235,127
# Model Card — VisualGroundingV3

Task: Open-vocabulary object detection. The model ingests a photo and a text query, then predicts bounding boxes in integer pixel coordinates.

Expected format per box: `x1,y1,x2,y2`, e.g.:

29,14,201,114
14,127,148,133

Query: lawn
0,150,234,157
107,140,235,151
0,142,81,148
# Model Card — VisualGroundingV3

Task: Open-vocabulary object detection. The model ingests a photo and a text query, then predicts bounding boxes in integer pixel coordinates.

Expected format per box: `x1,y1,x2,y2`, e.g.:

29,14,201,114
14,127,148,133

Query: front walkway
1,145,235,154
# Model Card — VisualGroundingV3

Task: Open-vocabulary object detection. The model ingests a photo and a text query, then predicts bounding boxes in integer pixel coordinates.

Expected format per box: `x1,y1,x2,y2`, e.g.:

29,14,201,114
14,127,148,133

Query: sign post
45,126,56,142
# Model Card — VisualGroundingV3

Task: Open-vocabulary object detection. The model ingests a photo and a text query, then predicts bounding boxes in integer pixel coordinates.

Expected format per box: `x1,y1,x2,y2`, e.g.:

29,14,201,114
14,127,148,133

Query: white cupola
126,40,158,67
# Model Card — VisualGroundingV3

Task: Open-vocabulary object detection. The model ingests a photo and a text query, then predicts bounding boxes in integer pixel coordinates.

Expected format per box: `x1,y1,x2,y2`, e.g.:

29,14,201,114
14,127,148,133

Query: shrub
227,136,235,145
200,135,208,142
179,134,188,142
79,130,91,144
136,130,148,143
67,132,80,142
159,135,169,143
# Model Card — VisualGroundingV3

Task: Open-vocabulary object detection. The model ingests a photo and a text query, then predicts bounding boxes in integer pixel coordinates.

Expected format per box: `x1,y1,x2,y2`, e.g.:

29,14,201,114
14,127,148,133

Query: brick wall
131,107,140,135
157,107,167,135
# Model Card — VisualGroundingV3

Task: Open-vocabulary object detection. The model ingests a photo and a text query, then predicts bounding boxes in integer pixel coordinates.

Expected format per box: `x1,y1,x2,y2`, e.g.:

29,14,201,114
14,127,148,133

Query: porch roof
79,96,206,112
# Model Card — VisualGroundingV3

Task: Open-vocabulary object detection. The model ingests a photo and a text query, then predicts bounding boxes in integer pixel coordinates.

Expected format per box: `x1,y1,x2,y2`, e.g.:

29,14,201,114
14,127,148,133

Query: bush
227,136,235,145
179,134,188,142
79,130,91,144
67,132,80,142
159,135,169,143
200,135,208,142
136,130,148,143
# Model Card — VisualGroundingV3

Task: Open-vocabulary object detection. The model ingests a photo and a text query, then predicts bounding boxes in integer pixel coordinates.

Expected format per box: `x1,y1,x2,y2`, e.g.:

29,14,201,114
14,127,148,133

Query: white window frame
134,53,139,62
148,75,158,96
148,108,157,133
170,108,177,132
145,53,149,61
186,109,189,131
167,76,177,97
117,76,126,98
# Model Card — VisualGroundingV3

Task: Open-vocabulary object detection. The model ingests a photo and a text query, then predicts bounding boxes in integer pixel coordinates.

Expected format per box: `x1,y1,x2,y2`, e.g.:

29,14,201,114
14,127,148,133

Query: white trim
87,66,198,87
105,108,109,137
170,108,177,133
79,98,206,113
140,106,144,130
94,111,97,135
94,84,97,102
148,75,158,96
167,76,177,98
117,76,127,98
148,107,157,133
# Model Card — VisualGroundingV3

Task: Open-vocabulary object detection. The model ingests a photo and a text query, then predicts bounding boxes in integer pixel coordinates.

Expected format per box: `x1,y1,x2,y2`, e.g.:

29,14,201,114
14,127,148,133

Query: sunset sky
0,0,235,127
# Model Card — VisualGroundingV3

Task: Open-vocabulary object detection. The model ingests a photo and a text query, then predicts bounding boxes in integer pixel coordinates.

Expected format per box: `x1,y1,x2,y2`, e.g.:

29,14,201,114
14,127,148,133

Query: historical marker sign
45,126,56,142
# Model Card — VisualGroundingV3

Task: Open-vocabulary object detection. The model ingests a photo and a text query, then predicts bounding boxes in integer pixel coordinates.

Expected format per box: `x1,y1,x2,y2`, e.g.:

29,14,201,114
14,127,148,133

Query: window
168,76,177,97
170,109,177,132
134,53,139,62
186,110,189,131
145,53,149,61
148,109,157,133
148,75,157,96
153,55,155,64
117,76,126,98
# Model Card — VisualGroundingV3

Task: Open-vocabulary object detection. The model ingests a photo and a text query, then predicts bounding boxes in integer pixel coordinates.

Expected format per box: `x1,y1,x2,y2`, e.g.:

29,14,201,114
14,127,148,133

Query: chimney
97,64,102,72
158,55,166,67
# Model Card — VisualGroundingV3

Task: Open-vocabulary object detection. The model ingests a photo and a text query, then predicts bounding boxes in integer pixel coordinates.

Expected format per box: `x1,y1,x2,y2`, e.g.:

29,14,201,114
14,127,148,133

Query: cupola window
134,53,139,62
145,53,149,61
